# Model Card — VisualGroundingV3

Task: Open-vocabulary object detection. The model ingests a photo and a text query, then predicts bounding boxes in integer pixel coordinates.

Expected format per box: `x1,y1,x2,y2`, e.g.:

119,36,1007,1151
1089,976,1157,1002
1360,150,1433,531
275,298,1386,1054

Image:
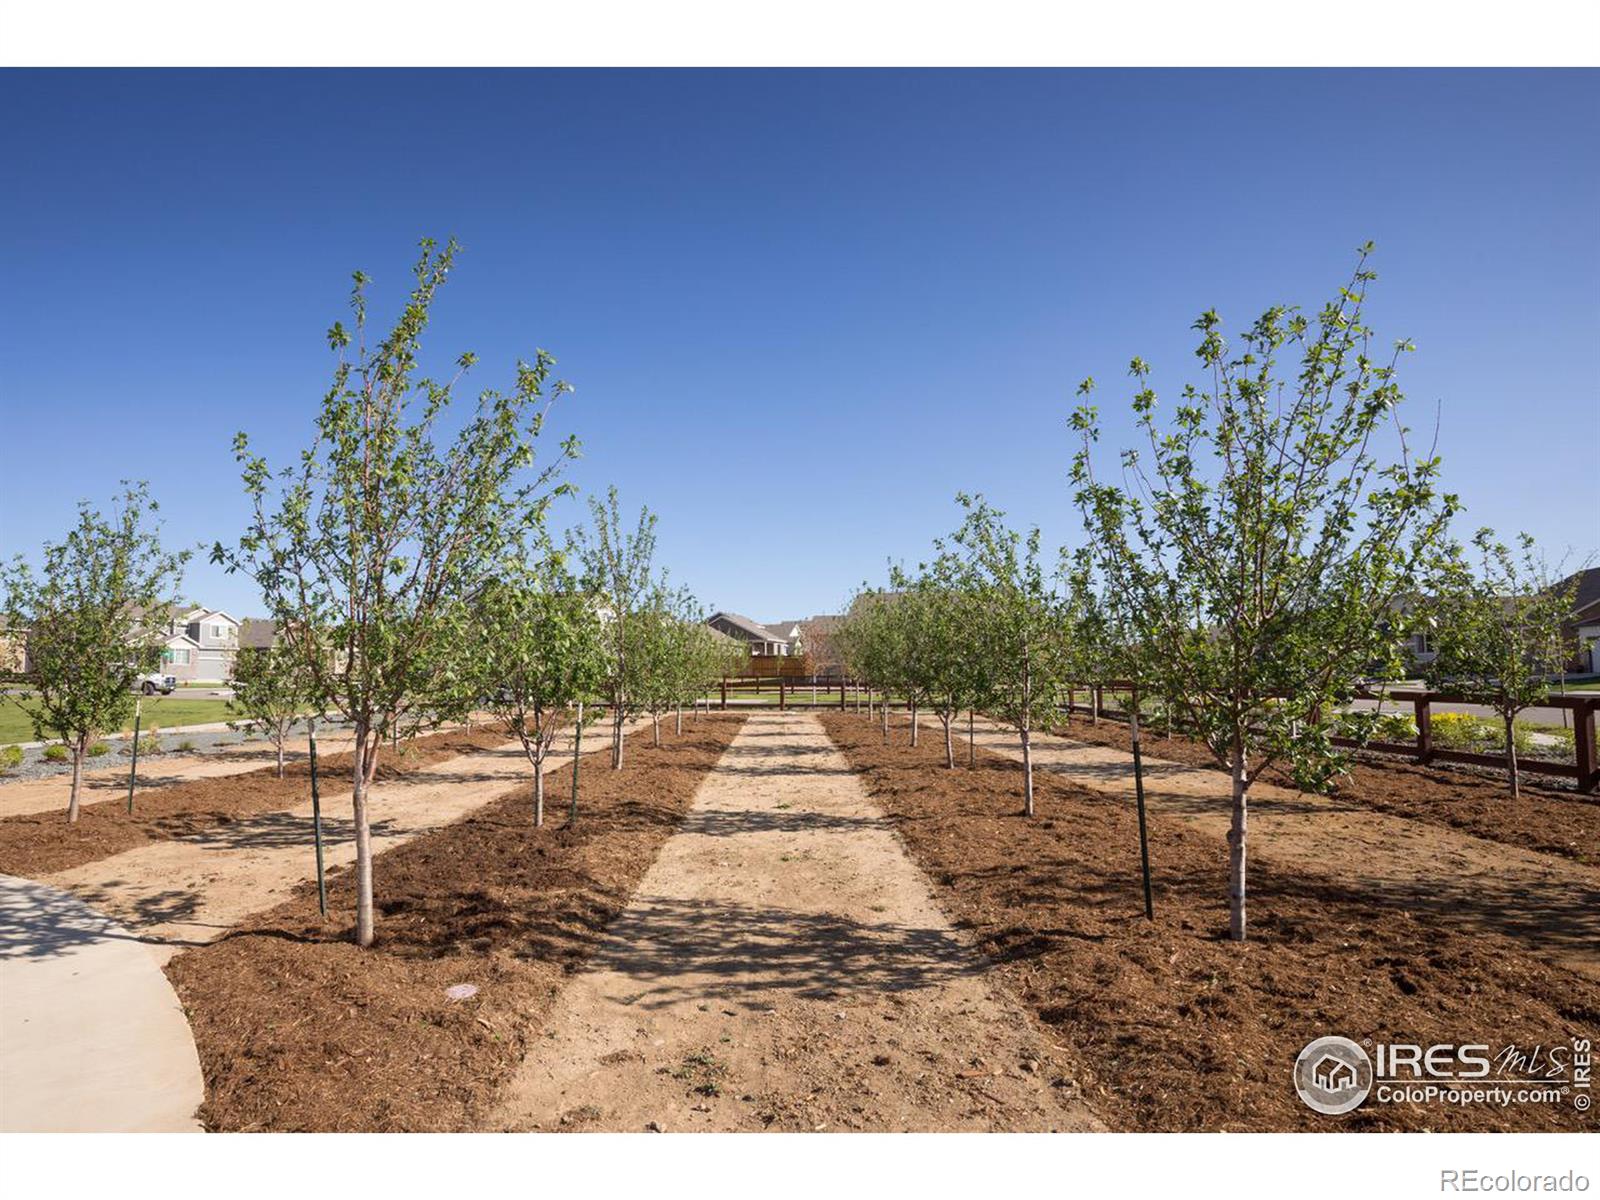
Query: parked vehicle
134,671,177,696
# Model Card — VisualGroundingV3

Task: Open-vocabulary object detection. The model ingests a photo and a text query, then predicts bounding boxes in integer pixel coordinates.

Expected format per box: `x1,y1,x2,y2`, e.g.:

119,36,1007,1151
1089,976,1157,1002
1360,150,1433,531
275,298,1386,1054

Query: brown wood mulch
0,726,519,878
164,714,744,1132
1048,713,1598,863
819,712,1597,1133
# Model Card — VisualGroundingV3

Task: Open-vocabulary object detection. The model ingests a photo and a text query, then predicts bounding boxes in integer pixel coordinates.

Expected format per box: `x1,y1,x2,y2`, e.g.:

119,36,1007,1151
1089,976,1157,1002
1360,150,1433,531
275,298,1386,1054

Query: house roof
763,620,804,639
1557,568,1600,618
708,612,790,643
239,618,277,649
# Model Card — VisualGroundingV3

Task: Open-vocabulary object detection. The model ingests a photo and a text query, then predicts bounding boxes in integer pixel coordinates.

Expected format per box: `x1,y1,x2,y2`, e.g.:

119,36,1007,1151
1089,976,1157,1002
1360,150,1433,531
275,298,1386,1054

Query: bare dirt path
937,714,1600,979
494,710,1100,1133
38,721,629,967
0,729,364,819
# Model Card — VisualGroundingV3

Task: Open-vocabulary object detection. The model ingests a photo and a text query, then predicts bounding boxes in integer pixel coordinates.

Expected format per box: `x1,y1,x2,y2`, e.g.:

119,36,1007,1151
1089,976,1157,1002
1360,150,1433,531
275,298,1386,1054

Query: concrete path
495,711,1099,1132
940,714,1600,979
0,875,203,1132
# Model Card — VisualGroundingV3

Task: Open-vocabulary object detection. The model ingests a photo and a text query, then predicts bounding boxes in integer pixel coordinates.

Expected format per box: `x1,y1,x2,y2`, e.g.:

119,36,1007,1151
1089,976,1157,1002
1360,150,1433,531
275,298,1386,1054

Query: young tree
1,483,190,821
228,641,314,778
837,589,905,743
215,238,579,946
573,487,661,769
1071,246,1456,941
886,559,976,767
938,495,1073,815
1423,530,1580,798
474,546,606,825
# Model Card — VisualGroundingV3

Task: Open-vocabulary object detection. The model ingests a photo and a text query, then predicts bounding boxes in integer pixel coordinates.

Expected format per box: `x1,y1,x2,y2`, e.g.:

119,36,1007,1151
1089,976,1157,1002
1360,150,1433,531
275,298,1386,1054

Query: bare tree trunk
352,724,375,947
968,708,975,768
942,712,954,769
1227,748,1249,942
881,694,889,742
569,703,583,824
612,702,625,769
675,704,682,735
66,736,85,823
652,711,661,748
533,748,545,826
1020,726,1035,817
1504,713,1520,800
910,700,919,747
276,738,285,779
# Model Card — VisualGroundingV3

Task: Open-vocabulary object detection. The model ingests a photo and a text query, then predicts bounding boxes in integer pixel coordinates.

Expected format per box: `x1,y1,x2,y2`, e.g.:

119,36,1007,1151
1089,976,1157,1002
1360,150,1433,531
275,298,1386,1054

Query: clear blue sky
2,69,1596,621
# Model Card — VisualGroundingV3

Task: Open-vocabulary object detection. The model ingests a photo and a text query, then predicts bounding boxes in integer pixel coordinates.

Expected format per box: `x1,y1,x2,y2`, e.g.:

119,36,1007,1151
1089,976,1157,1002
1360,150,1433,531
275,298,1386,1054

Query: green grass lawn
0,696,241,745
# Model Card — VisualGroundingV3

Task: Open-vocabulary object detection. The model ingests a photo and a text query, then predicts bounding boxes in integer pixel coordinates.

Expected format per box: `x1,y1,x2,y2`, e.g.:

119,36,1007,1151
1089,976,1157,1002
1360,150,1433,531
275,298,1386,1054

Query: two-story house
155,606,242,682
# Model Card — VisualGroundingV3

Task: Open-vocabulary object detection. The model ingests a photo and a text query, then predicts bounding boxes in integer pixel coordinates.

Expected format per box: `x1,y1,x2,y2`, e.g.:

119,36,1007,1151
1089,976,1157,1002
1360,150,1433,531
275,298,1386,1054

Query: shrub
86,741,111,757
1430,712,1533,758
127,727,162,755
0,745,22,771
177,738,198,752
43,744,69,762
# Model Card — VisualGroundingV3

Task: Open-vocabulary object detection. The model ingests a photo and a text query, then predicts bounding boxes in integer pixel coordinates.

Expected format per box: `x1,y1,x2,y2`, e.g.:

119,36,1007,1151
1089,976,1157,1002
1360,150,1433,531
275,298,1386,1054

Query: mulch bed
165,714,743,1132
1048,713,1598,863
0,725,518,877
819,712,1598,1133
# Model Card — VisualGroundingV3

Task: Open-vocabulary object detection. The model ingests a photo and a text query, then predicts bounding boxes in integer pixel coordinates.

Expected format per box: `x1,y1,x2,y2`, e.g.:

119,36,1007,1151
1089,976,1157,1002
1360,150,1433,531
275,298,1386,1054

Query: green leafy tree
1,483,189,821
228,641,315,778
885,559,978,767
837,589,906,743
474,545,607,825
1070,246,1456,941
1423,530,1580,798
214,238,579,946
573,488,661,769
937,495,1074,815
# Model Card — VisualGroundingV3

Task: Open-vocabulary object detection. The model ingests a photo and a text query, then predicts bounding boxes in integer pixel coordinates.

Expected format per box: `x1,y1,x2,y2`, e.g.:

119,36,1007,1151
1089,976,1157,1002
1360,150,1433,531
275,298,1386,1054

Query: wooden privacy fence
1059,683,1600,794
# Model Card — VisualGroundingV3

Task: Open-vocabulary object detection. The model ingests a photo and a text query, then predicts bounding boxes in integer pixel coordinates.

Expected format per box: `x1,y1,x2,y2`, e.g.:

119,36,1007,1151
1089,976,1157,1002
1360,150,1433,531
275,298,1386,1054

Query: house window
212,624,226,639
165,648,191,665
1415,634,1434,654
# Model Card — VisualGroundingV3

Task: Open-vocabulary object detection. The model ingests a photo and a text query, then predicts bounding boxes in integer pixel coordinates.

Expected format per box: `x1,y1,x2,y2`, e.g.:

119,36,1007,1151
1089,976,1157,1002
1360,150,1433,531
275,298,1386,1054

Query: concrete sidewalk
0,875,204,1132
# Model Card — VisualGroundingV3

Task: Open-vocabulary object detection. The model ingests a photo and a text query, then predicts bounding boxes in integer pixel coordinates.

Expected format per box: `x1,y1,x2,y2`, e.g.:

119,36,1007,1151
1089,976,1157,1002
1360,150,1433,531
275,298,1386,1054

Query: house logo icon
1294,1036,1373,1115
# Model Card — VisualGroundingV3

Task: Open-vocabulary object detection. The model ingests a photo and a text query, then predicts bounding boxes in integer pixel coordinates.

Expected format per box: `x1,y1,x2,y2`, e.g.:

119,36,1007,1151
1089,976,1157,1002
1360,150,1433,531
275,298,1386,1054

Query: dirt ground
0,726,360,820
166,715,744,1132
1049,711,1598,863
0,724,509,878
937,713,1599,981
820,712,1598,1133
493,711,1100,1133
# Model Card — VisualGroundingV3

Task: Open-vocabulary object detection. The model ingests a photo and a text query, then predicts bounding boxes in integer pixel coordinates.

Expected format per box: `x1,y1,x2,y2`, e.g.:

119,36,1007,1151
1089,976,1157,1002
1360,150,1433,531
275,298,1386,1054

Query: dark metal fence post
125,698,141,814
309,718,327,917
779,677,786,711
720,678,727,711
1129,688,1154,921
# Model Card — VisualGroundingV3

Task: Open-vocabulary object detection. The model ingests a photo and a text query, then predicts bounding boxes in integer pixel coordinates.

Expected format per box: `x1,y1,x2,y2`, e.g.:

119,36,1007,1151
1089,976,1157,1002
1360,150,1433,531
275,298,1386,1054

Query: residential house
0,617,28,676
706,612,795,656
152,606,242,683
1559,568,1600,675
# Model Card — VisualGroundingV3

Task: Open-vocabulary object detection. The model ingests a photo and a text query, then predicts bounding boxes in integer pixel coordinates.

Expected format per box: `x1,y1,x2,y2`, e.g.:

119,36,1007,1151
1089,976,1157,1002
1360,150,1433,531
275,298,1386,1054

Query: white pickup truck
133,671,177,696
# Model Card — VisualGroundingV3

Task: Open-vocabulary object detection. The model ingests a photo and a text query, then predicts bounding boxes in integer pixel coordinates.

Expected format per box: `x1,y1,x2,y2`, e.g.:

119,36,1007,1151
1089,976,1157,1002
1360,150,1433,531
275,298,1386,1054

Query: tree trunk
276,738,285,779
652,710,661,748
66,736,85,823
352,724,376,947
881,694,889,742
533,747,545,827
676,704,682,735
1020,726,1035,818
569,703,583,824
910,700,919,747
1227,748,1249,942
968,708,975,768
942,712,954,769
1504,713,1521,800
612,703,625,769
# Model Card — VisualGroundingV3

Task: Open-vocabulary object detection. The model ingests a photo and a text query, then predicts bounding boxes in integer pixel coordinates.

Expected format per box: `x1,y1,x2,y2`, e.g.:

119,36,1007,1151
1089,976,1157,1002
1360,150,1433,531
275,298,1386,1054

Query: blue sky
1,69,1596,621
